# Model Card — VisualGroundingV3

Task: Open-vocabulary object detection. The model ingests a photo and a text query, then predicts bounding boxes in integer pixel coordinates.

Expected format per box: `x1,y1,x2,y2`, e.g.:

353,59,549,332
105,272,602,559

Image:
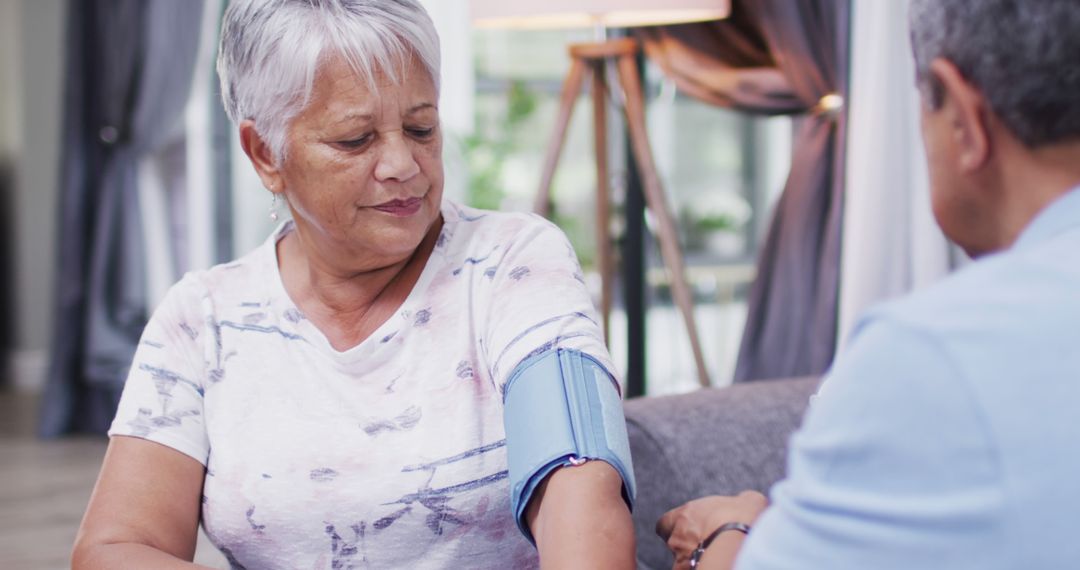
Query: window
469,28,791,394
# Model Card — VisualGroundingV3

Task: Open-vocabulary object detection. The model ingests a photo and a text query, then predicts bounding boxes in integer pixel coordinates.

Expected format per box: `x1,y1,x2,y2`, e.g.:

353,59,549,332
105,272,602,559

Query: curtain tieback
810,93,844,120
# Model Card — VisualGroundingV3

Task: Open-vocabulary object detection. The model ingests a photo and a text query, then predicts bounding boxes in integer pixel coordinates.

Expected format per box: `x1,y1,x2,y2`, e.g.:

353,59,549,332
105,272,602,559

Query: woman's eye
337,135,372,149
407,127,435,139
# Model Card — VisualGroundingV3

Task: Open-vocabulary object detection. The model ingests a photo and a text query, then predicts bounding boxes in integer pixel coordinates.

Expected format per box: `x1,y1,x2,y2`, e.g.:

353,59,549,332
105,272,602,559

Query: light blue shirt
737,187,1080,569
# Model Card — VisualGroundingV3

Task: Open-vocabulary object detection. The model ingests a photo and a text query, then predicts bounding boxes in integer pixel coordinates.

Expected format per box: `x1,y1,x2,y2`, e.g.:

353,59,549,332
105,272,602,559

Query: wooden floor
0,390,226,569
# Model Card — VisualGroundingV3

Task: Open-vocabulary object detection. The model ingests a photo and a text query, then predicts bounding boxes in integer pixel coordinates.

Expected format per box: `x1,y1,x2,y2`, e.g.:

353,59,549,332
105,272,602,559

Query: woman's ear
238,120,284,193
929,58,992,173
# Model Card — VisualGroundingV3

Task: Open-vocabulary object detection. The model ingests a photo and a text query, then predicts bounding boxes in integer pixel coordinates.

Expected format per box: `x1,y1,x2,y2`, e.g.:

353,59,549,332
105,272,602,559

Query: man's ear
238,119,284,193
929,58,992,173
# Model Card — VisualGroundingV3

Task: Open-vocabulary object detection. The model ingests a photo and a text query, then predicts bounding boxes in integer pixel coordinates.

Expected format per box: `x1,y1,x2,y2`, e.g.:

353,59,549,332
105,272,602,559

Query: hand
655,491,769,570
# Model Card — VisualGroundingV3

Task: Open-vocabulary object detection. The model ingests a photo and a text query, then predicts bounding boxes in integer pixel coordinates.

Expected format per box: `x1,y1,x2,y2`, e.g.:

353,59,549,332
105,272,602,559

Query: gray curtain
40,0,205,436
637,0,850,382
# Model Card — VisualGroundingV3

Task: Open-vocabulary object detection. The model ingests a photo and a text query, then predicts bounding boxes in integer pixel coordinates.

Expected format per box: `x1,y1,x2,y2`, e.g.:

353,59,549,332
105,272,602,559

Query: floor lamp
471,1,731,388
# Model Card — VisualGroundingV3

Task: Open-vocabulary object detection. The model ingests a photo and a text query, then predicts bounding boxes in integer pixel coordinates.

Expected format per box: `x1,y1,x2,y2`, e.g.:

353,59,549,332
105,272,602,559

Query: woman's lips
372,197,422,217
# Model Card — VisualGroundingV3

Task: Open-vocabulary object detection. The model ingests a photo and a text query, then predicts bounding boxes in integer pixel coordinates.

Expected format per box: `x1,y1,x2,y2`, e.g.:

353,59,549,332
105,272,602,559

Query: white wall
419,0,473,205
0,0,21,159
7,0,64,389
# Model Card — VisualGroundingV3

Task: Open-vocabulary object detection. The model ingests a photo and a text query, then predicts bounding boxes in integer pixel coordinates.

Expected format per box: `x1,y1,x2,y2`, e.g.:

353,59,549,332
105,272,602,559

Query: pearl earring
269,193,280,222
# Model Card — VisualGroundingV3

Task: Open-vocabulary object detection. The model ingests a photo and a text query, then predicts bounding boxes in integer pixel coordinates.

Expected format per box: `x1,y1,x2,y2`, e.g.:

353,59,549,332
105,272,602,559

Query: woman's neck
276,217,443,350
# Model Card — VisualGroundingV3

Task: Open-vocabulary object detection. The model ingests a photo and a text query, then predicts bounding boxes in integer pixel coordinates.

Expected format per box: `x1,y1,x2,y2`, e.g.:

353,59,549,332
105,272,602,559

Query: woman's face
274,55,443,269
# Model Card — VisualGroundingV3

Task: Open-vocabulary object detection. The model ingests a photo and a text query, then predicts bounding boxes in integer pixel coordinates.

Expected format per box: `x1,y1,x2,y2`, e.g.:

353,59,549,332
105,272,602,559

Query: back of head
909,0,1080,149
217,0,440,160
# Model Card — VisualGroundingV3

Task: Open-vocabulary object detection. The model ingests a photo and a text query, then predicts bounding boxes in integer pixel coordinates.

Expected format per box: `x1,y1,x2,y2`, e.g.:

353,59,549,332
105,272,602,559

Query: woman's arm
72,436,212,569
526,460,636,570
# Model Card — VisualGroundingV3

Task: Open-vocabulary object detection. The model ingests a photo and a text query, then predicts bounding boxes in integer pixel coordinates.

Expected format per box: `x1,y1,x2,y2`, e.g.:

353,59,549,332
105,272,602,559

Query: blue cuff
503,348,636,544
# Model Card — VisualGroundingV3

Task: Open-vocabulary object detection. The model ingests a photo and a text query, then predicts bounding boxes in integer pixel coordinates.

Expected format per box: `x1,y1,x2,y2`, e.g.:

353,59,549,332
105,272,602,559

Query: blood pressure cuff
503,348,637,544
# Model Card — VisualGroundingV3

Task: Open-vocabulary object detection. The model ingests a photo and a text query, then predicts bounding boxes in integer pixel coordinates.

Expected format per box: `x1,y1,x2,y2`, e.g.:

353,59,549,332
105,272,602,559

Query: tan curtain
637,0,850,382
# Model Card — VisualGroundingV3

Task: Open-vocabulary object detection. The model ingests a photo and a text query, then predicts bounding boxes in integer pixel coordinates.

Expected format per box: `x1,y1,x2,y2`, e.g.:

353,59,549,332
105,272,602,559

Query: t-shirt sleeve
734,317,1007,570
108,276,211,466
483,216,617,393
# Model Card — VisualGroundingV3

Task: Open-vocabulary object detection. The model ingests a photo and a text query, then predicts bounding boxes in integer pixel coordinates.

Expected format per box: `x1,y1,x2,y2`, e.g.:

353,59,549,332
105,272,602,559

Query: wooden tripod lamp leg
534,57,588,217
614,52,712,388
591,61,613,344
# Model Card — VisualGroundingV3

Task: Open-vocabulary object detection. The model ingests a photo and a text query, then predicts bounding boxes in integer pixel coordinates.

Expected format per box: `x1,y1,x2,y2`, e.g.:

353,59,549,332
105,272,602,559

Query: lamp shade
470,0,730,29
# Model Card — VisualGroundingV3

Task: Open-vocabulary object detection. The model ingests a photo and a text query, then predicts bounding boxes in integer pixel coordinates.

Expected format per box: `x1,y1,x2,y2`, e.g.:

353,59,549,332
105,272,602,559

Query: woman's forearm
526,460,636,570
72,542,215,570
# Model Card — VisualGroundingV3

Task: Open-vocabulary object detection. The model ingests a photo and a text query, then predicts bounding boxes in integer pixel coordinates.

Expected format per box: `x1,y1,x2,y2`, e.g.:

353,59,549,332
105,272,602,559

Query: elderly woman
72,1,635,568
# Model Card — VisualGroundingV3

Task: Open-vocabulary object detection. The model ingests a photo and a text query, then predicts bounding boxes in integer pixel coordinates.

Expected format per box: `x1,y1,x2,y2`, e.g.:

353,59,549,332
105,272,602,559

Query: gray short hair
909,0,1080,147
217,0,440,160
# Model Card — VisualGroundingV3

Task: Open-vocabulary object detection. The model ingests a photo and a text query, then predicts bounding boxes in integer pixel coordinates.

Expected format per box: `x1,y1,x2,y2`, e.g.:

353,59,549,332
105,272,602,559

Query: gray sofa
624,376,819,569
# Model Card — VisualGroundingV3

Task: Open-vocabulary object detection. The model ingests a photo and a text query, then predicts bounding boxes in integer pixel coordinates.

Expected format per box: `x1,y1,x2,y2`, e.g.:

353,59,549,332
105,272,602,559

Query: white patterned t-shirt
108,201,616,569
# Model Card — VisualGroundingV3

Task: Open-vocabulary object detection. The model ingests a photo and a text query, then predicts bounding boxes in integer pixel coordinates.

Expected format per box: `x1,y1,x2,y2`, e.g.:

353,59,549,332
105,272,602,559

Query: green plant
463,80,538,210
549,202,594,270
683,192,751,234
461,81,596,269
687,209,742,233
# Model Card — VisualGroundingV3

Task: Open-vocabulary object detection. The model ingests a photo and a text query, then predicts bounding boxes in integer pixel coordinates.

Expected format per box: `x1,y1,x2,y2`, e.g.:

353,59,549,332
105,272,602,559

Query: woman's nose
374,133,421,182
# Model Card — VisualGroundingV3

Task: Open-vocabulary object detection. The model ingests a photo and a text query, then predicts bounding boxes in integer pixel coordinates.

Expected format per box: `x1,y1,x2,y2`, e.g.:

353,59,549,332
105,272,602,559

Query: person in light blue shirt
656,1,1080,568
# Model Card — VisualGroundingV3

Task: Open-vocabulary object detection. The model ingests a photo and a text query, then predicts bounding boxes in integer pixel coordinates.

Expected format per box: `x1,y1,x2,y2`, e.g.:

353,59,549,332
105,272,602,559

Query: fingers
656,506,679,540
655,491,770,554
669,538,695,570
738,489,768,505
657,505,702,567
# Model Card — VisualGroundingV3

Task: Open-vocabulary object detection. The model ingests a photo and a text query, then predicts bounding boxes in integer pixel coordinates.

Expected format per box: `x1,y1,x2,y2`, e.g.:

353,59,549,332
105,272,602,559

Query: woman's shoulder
164,231,280,311
441,200,566,251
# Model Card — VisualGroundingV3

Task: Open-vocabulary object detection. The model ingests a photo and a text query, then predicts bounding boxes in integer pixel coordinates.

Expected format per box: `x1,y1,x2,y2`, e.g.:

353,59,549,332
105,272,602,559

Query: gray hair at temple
217,0,441,160
909,0,1080,148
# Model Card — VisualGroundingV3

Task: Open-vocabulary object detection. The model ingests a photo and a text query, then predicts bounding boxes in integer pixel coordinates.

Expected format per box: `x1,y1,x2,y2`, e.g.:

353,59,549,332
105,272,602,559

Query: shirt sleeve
108,276,211,466
735,317,1009,570
483,216,617,392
